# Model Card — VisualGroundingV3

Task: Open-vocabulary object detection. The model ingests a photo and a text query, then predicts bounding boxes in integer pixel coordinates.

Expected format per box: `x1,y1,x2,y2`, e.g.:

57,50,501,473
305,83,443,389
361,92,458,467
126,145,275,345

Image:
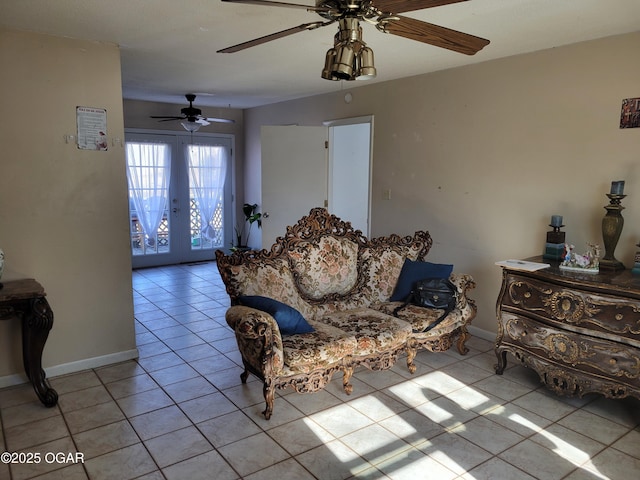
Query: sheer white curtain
126,142,171,247
187,144,227,241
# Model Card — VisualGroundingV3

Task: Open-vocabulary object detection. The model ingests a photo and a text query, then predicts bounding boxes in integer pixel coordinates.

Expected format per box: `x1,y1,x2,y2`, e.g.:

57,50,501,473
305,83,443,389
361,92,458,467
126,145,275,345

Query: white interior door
261,125,328,247
327,119,372,236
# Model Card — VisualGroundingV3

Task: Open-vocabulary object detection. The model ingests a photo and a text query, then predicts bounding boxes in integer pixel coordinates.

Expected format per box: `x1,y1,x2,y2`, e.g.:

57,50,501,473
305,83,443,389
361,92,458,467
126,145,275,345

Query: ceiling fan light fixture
356,46,376,80
332,43,356,80
321,17,375,82
181,120,202,132
321,48,339,80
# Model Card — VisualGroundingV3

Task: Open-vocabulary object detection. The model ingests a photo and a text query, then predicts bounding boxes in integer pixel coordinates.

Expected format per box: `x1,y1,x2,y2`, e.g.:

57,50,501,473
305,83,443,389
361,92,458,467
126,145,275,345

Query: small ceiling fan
217,0,490,81
150,94,235,132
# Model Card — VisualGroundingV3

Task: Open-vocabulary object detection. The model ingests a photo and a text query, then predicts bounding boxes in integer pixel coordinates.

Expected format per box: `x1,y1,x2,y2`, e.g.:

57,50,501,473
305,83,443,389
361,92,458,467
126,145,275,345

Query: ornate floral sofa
216,208,476,419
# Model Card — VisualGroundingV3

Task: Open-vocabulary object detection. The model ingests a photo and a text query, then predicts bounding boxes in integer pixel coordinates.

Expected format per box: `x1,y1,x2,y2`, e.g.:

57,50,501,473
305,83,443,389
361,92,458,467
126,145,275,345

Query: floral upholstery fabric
281,320,357,374
359,245,422,303
376,302,444,333
313,296,369,316
318,308,412,356
225,306,285,375
225,258,316,319
288,236,359,299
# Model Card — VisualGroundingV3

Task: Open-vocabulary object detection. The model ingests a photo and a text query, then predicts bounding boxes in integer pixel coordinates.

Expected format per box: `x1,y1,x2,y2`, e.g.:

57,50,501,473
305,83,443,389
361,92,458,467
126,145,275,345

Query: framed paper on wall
76,106,108,150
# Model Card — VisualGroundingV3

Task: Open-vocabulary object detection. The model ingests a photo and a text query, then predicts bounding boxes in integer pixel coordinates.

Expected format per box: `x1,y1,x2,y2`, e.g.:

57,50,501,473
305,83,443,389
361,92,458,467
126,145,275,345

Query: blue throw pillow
238,296,314,335
390,259,454,302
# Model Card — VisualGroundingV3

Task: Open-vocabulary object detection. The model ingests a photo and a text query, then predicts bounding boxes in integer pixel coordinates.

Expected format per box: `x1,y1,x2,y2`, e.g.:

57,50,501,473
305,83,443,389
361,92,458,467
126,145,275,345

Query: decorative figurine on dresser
495,257,640,401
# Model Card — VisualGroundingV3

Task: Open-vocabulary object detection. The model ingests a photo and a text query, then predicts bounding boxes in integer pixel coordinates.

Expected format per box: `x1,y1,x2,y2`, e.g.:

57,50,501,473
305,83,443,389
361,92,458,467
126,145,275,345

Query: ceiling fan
150,94,235,132
217,0,490,81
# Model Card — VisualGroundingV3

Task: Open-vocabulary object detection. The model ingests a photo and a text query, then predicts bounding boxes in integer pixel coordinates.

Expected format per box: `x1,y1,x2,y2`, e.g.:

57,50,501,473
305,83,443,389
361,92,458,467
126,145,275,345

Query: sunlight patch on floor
524,414,607,479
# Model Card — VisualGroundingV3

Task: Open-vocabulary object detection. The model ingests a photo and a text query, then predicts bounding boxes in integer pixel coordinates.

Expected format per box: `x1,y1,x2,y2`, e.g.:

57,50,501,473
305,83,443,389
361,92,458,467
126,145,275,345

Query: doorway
260,116,372,247
125,131,233,268
326,117,372,236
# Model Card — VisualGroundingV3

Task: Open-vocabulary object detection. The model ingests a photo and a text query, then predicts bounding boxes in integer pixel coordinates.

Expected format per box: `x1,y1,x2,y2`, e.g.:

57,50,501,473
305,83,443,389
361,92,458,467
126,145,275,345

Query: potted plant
232,203,262,251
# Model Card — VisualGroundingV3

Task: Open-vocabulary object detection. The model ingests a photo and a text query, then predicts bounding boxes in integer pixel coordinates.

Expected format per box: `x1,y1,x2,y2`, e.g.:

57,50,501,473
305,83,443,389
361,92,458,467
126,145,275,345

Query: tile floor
1,262,639,480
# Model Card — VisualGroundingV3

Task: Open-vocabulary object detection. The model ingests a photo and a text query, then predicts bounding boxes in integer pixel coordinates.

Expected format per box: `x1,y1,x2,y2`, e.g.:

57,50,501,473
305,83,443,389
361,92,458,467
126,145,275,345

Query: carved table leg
21,297,58,407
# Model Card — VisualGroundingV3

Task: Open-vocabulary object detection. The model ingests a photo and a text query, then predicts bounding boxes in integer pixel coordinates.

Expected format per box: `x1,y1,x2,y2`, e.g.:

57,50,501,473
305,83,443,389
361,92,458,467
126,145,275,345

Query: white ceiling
1,0,639,109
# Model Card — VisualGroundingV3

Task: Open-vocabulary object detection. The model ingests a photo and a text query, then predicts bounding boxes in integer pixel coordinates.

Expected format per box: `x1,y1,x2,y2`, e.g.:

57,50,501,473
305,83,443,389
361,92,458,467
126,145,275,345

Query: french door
125,131,233,268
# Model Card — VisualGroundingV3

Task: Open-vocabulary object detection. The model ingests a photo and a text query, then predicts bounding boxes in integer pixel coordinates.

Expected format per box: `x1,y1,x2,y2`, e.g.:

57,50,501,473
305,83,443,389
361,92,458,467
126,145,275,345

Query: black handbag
393,278,458,331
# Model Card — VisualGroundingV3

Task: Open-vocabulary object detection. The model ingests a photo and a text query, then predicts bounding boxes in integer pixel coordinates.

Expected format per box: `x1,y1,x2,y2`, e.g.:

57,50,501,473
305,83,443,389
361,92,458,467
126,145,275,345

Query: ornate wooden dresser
495,257,640,400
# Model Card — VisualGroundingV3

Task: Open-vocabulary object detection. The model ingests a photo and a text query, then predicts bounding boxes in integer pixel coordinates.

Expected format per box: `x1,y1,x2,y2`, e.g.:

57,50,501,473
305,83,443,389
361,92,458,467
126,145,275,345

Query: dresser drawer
499,313,640,383
501,273,640,343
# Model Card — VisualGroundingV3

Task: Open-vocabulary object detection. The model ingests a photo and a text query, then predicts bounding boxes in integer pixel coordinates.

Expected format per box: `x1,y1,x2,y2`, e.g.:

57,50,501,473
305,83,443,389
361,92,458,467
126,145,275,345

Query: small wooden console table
0,279,58,407
495,257,640,401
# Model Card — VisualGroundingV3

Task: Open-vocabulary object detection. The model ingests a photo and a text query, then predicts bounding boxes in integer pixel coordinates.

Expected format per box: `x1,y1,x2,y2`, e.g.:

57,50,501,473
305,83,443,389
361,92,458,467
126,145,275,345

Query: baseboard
0,348,139,389
468,325,496,343
0,373,29,389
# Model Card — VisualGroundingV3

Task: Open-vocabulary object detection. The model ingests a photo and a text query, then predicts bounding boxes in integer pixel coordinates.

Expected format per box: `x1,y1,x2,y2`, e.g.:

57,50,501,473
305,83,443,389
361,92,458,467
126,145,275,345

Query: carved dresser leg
494,349,508,374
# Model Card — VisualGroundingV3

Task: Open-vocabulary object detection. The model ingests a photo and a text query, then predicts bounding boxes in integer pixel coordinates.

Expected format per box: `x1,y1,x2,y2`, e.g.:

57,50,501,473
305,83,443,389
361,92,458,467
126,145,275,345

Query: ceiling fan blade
217,21,333,53
150,116,184,121
372,0,468,14
204,117,236,124
381,15,489,55
220,0,332,12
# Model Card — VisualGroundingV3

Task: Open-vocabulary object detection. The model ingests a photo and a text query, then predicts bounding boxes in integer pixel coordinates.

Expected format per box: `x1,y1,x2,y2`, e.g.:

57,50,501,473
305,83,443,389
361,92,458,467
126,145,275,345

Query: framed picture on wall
620,97,640,129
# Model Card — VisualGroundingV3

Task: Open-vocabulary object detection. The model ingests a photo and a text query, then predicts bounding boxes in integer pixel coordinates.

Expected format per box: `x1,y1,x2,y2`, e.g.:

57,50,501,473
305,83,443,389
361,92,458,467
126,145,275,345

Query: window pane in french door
186,143,227,251
126,140,173,258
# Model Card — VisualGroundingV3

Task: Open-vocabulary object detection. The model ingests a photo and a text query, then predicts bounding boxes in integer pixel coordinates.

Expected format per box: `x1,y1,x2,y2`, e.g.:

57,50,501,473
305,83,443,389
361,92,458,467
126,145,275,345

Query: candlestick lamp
543,215,566,261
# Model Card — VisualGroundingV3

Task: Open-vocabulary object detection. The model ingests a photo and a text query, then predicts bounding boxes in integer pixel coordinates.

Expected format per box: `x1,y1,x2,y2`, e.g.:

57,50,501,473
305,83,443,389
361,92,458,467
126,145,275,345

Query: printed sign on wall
76,106,108,150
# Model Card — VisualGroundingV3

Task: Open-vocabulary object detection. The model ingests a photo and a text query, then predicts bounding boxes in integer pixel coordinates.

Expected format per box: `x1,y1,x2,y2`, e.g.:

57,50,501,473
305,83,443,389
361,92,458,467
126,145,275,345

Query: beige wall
244,31,640,335
0,29,136,381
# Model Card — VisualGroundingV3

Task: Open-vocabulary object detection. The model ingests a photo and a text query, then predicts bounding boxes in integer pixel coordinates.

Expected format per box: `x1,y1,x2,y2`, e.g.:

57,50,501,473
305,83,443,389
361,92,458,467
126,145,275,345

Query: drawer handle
549,292,586,322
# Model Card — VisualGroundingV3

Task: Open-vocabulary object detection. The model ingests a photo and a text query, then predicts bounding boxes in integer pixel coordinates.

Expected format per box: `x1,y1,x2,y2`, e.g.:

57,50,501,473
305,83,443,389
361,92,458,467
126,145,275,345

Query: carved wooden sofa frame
216,208,477,419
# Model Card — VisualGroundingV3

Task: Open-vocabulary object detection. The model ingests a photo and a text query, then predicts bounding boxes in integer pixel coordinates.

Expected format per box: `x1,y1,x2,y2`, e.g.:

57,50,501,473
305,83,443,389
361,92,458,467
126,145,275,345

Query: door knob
263,212,269,218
